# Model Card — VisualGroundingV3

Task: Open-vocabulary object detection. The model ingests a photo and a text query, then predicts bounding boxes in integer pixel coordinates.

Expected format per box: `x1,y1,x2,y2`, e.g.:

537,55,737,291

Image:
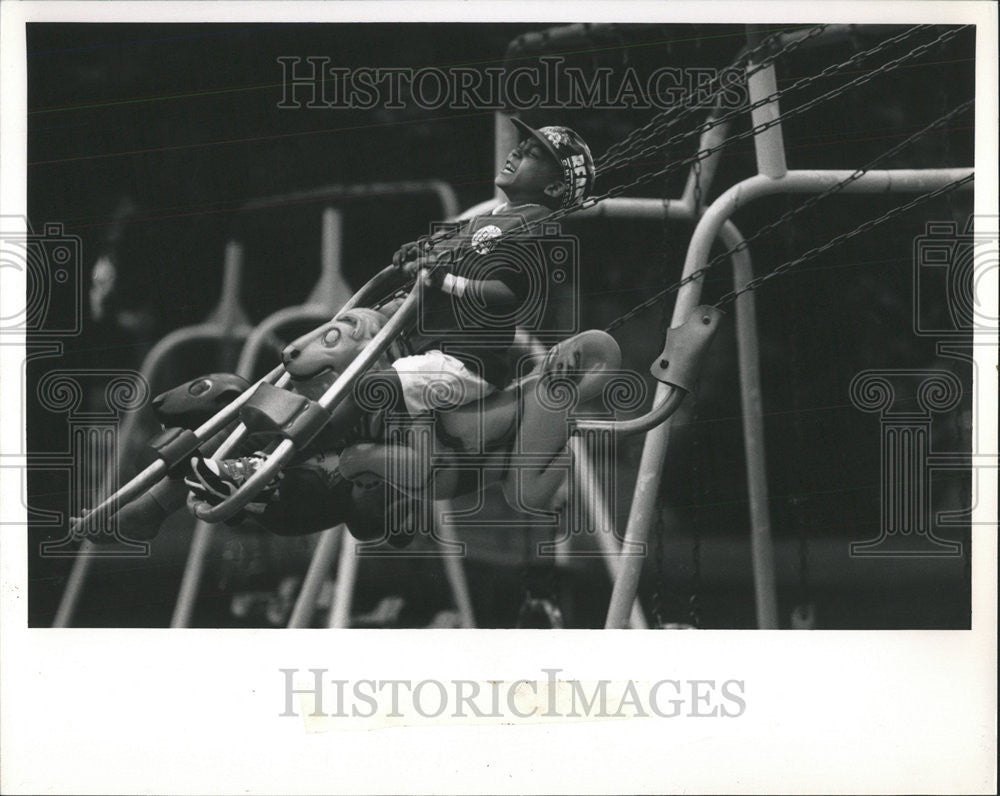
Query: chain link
415,25,966,326
425,25,937,268
652,511,667,626
700,100,972,280
693,158,703,210
602,85,972,332
714,172,973,307
651,169,672,628
596,24,933,178
688,419,705,629
565,24,955,249
596,24,831,170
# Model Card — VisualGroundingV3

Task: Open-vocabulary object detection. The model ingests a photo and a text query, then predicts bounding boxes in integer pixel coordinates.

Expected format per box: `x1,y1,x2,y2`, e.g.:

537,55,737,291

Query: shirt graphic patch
472,224,503,254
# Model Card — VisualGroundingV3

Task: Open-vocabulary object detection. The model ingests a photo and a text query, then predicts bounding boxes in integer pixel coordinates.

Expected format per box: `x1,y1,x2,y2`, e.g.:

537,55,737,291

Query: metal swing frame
484,21,973,630
603,25,974,629
53,180,466,628
171,181,477,630
55,24,974,631
281,23,875,632
52,239,254,627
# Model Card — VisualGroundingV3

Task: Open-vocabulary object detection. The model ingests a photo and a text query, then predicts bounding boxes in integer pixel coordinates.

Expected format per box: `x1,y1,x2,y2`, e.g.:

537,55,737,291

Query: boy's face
495,138,564,204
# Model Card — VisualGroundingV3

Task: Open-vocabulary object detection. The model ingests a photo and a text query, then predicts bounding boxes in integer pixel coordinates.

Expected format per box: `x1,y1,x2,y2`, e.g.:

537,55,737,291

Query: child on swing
186,119,595,541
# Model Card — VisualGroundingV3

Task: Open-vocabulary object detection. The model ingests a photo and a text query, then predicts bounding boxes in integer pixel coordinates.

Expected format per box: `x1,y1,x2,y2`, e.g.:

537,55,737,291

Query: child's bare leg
505,330,621,508
338,441,437,496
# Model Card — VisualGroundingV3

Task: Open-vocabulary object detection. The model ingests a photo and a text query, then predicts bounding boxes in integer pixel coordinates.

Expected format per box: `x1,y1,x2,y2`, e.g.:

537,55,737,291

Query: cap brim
510,117,562,168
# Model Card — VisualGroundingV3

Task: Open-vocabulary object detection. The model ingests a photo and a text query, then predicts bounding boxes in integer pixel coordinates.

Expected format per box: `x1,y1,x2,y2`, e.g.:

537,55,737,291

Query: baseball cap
510,118,595,208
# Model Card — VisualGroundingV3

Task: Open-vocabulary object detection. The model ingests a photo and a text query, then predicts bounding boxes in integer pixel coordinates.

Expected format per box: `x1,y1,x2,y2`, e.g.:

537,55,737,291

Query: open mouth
287,365,338,397
502,159,516,174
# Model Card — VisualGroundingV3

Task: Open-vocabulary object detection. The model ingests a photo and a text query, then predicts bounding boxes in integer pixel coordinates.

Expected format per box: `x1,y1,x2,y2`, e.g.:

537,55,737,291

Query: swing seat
175,277,626,528
436,329,623,452
338,329,623,504
434,380,521,453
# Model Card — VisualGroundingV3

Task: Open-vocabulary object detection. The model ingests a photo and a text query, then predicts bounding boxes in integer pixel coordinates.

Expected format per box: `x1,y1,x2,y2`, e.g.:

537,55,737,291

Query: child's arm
396,245,520,307
436,272,517,305
423,234,530,306
392,224,468,269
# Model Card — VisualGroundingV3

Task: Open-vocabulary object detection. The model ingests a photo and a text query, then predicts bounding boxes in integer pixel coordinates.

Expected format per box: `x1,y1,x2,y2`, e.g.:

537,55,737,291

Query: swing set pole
605,168,973,629
604,251,713,629
722,222,779,629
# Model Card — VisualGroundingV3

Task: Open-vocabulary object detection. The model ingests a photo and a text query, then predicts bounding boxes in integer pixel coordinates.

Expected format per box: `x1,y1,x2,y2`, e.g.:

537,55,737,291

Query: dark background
26,23,975,628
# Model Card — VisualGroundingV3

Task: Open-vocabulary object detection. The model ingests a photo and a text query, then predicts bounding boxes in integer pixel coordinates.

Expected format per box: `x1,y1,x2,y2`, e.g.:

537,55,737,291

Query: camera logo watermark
339,215,642,557
912,216,998,337
1,217,154,556
279,668,746,730
850,369,965,557
415,220,580,342
0,218,82,337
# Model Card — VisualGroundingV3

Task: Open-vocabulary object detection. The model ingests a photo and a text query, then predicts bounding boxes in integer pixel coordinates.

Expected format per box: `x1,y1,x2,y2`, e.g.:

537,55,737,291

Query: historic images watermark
277,57,748,111
848,216,998,557
1,216,152,556
279,668,746,728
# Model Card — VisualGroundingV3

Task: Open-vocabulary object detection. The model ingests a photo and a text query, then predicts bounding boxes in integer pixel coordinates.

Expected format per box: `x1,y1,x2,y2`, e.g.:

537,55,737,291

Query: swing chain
597,23,831,169
689,531,702,629
545,519,560,617
517,522,563,628
591,25,960,221
688,410,706,629
693,158,703,211
602,96,973,333
714,172,974,307
435,23,949,272
702,101,972,288
417,26,966,335
652,510,668,626
596,24,939,178
651,171,672,629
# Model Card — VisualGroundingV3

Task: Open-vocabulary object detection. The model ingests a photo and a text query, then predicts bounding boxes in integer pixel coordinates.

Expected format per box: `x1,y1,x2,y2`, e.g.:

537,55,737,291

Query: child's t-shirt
412,202,553,389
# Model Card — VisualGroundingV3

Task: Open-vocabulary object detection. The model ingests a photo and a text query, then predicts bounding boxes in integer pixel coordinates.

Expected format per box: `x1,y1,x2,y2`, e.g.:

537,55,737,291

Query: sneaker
184,452,280,516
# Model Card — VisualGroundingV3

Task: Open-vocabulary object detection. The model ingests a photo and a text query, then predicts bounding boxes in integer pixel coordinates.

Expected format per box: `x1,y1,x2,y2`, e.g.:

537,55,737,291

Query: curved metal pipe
190,266,402,480
605,169,973,630
287,526,344,628
69,459,168,535
240,179,459,220
682,169,975,281
192,276,423,523
718,220,778,630
574,385,687,437
314,277,422,414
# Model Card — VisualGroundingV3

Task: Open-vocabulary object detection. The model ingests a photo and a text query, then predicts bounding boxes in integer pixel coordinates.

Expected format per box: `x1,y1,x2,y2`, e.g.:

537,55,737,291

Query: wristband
441,273,468,297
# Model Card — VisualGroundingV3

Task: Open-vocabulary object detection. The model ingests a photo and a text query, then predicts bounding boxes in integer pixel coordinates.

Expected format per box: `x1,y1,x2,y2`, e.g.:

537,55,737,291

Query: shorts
390,350,496,415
